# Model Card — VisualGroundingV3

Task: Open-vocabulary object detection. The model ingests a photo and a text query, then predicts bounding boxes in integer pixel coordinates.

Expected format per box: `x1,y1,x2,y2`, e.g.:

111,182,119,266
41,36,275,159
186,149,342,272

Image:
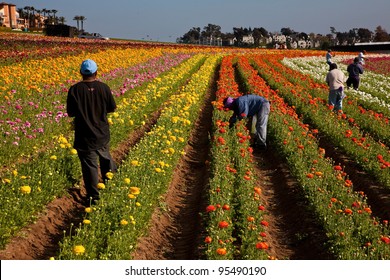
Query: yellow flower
49,257,55,260
50,155,57,160
12,170,18,176
2,178,11,184
129,187,140,195
97,183,105,189
20,185,31,194
128,120,134,126
73,245,85,255
105,172,114,180
131,160,140,166
120,219,128,226
168,148,175,154
58,136,68,144
83,219,91,225
136,202,141,207
124,178,131,184
128,194,136,199
70,149,77,155
85,207,93,213
155,167,162,173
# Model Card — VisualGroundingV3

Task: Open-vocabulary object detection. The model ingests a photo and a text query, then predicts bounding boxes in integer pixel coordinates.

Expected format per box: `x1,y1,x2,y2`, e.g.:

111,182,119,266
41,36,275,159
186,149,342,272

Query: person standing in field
326,49,333,68
223,94,270,150
325,63,346,113
67,59,117,205
358,50,367,65
346,57,364,90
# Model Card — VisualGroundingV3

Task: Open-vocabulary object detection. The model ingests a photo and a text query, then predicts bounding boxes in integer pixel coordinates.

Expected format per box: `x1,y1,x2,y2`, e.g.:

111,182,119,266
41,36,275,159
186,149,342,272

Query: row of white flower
282,54,390,114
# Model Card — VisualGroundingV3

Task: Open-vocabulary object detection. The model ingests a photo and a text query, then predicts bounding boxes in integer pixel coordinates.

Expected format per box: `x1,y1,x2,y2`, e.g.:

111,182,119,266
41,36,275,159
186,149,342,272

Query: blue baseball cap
80,59,98,75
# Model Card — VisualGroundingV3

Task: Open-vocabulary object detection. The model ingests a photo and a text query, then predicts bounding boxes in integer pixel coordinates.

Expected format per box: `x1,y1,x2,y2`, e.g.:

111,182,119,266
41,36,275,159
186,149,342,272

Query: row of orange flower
203,55,270,260
237,54,390,259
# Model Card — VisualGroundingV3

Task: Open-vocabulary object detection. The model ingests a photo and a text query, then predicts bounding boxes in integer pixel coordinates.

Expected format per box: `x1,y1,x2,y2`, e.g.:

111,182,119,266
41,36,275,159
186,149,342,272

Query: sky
11,0,390,42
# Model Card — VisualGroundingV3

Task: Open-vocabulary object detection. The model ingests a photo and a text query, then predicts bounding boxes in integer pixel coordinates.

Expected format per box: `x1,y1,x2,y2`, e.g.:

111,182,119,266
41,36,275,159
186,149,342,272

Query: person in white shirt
325,63,346,113
358,50,367,65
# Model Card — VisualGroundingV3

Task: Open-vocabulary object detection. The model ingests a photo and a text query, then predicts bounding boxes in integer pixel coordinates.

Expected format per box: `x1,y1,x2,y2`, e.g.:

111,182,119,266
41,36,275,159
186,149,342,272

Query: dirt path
252,144,334,260
132,76,214,260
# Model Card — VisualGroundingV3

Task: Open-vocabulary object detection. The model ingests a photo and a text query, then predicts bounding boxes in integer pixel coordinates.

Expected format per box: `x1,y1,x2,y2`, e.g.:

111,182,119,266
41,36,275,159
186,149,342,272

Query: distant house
0,2,26,29
242,34,254,44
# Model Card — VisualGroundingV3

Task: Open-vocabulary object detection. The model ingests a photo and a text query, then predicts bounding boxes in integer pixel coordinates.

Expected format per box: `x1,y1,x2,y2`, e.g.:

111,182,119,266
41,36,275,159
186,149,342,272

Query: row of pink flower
0,53,191,163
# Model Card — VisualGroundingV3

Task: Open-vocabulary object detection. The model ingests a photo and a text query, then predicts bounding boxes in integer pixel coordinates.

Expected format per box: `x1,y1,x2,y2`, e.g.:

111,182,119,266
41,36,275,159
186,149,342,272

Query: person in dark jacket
346,57,364,90
67,59,117,204
223,94,270,149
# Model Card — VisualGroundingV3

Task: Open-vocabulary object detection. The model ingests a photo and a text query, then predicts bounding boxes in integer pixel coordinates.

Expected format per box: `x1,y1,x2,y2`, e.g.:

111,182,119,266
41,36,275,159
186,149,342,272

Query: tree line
177,23,390,48
16,6,86,32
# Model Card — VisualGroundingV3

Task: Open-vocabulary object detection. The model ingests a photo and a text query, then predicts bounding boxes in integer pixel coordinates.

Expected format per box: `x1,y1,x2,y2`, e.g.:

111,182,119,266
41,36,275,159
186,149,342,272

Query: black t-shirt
67,80,116,151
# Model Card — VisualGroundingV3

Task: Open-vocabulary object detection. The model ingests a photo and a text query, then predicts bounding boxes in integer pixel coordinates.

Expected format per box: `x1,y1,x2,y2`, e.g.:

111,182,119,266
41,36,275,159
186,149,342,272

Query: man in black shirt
67,59,117,204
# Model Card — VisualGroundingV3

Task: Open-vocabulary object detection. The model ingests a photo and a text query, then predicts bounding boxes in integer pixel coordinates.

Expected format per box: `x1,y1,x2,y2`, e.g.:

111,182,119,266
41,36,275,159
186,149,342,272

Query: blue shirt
347,63,363,78
229,94,268,124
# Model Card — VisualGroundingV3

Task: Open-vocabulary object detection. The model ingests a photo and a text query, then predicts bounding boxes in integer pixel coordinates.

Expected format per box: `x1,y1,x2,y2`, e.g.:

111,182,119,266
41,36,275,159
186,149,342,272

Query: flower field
0,33,389,260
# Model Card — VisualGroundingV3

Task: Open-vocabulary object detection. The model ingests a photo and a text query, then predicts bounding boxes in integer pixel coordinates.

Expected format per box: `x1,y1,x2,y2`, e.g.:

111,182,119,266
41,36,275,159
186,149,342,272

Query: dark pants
77,145,117,201
346,77,360,90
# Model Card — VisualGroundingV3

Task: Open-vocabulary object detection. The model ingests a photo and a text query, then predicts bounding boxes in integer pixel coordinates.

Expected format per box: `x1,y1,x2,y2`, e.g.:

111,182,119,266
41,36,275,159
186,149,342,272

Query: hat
223,97,234,108
80,59,98,75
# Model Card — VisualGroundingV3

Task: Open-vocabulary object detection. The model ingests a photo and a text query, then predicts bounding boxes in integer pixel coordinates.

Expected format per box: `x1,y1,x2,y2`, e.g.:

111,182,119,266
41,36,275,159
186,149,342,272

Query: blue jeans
328,89,345,112
251,101,270,146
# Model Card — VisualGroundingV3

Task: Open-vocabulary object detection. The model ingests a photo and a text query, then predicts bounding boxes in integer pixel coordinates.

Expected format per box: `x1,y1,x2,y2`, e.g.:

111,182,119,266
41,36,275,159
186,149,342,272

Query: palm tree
79,16,87,32
73,15,81,30
51,9,58,24
29,6,36,27
23,6,31,27
58,17,66,25
35,9,42,28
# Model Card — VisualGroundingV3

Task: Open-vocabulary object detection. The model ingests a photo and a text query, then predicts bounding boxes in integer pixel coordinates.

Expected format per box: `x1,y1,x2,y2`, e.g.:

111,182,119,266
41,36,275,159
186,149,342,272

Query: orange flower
247,216,255,222
334,165,343,171
256,242,269,250
206,205,216,212
380,236,390,244
216,248,227,255
344,208,353,215
254,187,262,195
364,207,372,214
218,221,229,228
306,173,314,178
344,180,353,187
260,220,269,227
222,204,230,211
204,236,212,244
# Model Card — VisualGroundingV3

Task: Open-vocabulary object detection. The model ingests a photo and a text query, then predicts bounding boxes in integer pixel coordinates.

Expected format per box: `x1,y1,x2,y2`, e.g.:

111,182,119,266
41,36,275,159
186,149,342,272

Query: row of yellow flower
57,55,221,259
0,54,205,249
